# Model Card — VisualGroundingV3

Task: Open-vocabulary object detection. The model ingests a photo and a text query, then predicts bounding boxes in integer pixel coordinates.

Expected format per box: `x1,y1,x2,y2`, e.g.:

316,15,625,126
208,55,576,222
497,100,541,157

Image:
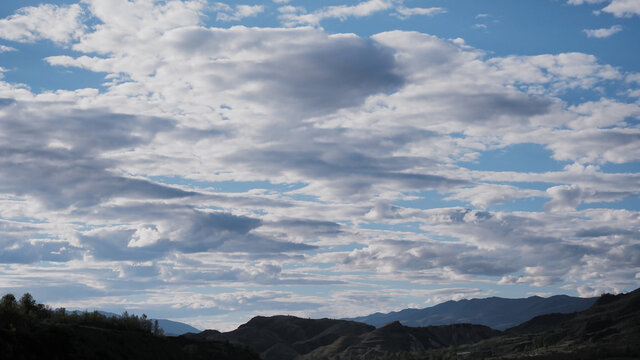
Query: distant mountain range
446,287,640,359
345,294,597,330
180,289,640,359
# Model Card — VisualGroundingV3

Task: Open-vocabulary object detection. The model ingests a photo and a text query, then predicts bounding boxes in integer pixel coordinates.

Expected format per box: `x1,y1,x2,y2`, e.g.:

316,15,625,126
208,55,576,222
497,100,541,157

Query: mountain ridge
345,294,597,330
438,287,640,359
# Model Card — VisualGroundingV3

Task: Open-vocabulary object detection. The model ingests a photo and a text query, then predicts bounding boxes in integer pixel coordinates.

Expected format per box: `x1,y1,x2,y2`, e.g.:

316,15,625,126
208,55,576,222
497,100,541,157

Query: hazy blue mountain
96,310,200,335
156,318,201,336
345,294,597,330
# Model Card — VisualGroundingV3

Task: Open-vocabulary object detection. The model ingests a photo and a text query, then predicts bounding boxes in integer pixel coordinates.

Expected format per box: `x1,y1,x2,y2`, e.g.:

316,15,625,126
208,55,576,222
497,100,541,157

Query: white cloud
567,0,607,4
444,184,545,209
583,24,623,38
602,0,640,17
569,0,640,17
392,6,446,20
214,4,265,22
0,4,85,43
0,45,16,52
487,52,622,93
0,0,639,328
279,0,393,26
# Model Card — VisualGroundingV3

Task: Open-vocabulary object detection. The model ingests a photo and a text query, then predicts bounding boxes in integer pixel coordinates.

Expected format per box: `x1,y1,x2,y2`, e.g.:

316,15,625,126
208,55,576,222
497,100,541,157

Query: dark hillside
185,316,376,360
435,288,640,359
189,315,500,360
0,293,258,360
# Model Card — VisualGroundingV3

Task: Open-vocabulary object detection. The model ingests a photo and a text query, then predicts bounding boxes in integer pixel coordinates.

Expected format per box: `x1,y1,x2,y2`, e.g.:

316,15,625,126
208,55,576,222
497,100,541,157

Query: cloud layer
0,0,638,329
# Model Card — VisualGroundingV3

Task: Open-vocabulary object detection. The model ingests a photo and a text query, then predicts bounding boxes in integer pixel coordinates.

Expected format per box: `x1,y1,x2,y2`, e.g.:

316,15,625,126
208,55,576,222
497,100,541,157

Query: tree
0,293,18,311
153,319,164,336
19,293,36,313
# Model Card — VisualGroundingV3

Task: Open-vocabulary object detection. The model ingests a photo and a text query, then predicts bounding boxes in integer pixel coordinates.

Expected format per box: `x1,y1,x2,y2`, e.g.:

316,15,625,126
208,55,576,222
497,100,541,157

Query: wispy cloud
0,44,16,52
391,6,446,20
279,0,394,26
583,24,623,38
213,3,264,22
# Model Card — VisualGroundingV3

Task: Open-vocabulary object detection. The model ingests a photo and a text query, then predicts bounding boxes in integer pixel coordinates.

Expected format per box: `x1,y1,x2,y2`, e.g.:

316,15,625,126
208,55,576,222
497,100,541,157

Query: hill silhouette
346,294,597,330
430,288,640,359
0,293,258,360
184,315,500,359
3,289,637,359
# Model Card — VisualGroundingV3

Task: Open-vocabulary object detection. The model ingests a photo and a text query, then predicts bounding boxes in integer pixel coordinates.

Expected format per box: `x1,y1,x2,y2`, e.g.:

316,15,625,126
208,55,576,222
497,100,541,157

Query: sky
0,0,639,331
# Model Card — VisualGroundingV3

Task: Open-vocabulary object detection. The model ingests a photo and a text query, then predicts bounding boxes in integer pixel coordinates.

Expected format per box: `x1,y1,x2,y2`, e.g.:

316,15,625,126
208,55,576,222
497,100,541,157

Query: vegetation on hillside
0,292,163,336
427,289,640,360
2,290,638,360
0,292,258,360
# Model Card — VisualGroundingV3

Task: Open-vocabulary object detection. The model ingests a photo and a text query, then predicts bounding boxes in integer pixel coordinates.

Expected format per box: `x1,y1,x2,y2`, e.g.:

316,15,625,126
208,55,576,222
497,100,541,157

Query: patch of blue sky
34,261,61,268
287,194,321,203
182,285,246,296
493,282,568,299
0,42,107,92
267,0,640,74
459,143,570,173
599,162,640,174
283,261,336,271
70,221,100,232
201,3,280,28
425,233,460,243
546,81,627,107
410,0,640,71
302,243,366,259
150,175,305,193
393,190,466,210
359,221,425,234
488,181,558,191
31,233,57,240
577,195,640,211
487,196,549,213
0,0,78,14
1,216,46,224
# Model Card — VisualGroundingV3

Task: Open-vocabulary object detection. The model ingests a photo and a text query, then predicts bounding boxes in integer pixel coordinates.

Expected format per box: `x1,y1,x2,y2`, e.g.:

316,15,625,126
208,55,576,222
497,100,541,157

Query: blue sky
0,0,639,331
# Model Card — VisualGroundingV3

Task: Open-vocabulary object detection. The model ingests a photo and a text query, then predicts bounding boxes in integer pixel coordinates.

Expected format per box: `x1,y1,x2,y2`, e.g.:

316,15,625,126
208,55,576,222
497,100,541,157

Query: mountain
156,319,201,336
431,288,640,359
96,311,200,336
346,294,597,330
183,315,500,360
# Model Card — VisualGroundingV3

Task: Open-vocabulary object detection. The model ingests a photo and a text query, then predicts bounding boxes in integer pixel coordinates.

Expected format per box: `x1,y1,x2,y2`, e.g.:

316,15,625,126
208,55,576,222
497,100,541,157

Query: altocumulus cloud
0,0,638,330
